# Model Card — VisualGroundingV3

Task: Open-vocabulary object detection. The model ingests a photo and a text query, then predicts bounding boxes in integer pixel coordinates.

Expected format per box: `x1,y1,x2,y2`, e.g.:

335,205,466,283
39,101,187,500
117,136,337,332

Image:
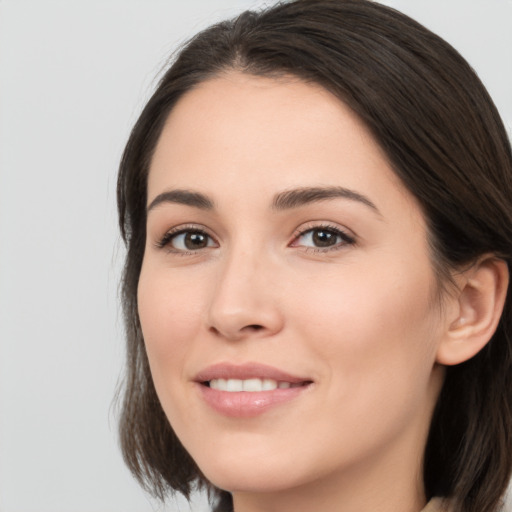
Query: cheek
289,258,440,394
137,263,207,385
283,262,442,463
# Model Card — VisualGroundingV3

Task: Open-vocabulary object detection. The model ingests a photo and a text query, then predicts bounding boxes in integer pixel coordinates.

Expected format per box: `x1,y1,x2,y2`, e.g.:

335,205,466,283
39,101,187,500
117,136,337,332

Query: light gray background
0,1,511,511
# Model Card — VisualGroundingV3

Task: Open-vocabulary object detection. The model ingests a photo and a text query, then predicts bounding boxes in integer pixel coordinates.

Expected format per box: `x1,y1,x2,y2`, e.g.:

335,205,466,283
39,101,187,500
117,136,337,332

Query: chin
193,451,312,494
207,469,303,495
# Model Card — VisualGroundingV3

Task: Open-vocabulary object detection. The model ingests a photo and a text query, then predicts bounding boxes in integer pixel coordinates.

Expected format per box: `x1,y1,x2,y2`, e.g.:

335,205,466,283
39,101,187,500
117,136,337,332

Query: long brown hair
116,1,512,511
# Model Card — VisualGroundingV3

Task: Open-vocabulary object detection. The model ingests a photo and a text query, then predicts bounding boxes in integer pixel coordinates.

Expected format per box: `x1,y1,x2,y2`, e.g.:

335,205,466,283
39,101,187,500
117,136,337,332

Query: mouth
204,378,308,392
195,363,313,418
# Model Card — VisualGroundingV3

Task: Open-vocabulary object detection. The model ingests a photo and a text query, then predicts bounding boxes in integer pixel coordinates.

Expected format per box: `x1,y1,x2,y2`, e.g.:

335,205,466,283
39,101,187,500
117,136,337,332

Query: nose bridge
207,239,282,340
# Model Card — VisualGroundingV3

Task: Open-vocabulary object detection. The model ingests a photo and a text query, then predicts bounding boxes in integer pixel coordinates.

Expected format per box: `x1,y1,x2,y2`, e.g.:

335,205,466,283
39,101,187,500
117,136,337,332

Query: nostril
208,316,275,340
208,324,264,338
246,324,264,331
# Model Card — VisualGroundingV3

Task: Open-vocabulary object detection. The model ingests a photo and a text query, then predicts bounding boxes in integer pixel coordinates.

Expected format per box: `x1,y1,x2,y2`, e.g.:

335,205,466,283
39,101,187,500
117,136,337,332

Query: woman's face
138,73,448,506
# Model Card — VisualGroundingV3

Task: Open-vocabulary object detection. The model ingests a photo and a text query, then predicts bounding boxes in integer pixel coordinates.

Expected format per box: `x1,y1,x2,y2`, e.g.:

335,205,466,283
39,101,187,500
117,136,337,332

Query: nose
206,248,284,341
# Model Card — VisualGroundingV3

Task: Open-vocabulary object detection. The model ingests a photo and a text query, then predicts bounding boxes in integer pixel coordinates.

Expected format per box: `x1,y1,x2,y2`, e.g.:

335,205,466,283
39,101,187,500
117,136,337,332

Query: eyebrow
147,186,380,215
272,186,380,214
147,189,214,212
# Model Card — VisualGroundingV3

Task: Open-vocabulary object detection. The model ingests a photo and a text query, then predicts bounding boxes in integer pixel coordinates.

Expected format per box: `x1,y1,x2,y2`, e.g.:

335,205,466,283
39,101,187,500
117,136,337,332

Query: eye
291,225,355,251
158,228,217,253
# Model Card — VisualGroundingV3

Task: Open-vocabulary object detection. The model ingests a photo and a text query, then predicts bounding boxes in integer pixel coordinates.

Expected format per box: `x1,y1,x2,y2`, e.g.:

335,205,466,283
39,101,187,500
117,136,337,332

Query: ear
436,256,509,366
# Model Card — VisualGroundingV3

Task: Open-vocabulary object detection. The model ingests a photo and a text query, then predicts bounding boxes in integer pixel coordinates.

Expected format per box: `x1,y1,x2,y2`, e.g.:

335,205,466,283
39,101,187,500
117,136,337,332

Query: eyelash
291,223,356,253
156,223,356,255
155,224,216,255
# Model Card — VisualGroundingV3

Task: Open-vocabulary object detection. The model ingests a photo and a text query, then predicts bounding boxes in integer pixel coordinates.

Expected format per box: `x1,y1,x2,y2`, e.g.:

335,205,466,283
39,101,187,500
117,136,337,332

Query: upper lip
195,362,311,384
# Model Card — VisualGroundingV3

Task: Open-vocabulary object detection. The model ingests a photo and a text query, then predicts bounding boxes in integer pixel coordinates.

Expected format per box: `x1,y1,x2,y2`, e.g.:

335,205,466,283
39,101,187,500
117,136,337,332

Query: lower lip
198,384,310,418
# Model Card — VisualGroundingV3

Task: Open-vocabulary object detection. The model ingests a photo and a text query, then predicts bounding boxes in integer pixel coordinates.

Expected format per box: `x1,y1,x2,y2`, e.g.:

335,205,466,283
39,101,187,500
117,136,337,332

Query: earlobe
436,257,509,366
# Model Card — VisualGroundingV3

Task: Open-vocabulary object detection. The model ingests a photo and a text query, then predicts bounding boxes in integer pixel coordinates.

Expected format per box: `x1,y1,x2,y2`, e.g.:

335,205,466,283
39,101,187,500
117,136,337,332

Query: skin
138,73,454,512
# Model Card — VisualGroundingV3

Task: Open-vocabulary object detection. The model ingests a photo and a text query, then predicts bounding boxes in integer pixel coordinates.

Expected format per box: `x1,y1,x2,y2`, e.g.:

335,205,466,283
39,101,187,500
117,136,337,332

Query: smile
195,363,313,417
207,378,304,392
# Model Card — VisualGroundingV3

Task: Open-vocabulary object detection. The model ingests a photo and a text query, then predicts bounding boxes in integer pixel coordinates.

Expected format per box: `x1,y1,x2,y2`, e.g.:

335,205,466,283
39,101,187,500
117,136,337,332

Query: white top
422,498,450,512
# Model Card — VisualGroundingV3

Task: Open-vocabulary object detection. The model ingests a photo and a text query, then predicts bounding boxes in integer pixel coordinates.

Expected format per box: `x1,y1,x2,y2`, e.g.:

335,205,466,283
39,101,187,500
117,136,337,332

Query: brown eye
163,230,216,252
182,232,209,249
312,229,338,247
293,226,355,250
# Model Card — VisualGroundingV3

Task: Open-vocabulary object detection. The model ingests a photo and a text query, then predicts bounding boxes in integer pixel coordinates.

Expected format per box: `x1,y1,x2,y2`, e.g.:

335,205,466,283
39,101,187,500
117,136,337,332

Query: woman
116,1,512,511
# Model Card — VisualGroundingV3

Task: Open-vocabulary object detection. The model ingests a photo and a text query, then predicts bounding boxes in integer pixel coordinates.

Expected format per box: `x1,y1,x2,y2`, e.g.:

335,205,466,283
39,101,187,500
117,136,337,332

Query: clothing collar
421,497,450,512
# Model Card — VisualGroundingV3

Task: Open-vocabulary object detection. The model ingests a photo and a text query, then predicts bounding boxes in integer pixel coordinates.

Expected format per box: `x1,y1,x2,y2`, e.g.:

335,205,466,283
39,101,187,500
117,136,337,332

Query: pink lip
195,362,313,418
195,362,308,383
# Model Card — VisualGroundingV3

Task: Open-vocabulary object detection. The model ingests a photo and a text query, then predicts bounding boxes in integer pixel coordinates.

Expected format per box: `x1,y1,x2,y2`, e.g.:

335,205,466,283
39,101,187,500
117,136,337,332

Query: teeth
226,379,242,392
262,379,277,391
209,378,296,392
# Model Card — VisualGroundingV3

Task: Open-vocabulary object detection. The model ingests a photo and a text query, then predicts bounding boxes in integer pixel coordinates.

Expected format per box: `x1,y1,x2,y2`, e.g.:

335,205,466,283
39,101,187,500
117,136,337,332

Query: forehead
148,72,416,216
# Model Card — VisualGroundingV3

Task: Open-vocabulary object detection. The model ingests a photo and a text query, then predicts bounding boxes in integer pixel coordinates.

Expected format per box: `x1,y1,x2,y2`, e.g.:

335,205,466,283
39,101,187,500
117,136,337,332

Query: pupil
312,230,336,247
185,232,207,249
